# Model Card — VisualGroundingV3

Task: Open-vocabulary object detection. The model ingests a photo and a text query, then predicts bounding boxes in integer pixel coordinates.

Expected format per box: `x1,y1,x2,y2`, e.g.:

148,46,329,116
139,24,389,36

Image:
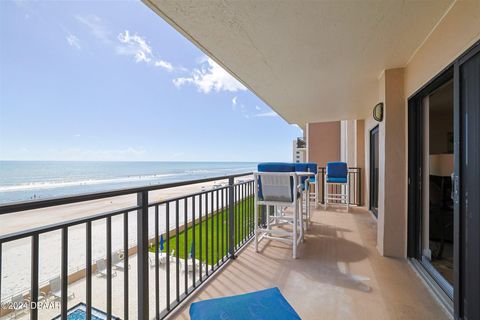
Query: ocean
0,161,257,204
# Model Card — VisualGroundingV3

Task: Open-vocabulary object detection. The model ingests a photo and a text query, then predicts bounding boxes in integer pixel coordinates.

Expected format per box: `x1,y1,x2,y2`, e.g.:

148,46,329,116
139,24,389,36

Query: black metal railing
0,173,254,320
318,167,362,206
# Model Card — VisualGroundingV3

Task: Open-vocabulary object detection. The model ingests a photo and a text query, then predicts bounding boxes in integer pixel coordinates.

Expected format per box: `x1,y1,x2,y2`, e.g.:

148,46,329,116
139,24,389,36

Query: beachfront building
1,1,479,319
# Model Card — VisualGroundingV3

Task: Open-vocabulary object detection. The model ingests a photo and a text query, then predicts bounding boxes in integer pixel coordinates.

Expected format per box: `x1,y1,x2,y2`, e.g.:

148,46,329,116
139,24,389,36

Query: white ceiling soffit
144,0,454,126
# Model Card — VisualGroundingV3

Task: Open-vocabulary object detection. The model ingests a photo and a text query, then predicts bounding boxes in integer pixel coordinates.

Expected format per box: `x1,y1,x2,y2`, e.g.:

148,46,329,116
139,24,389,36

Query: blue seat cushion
326,177,347,183
189,287,301,320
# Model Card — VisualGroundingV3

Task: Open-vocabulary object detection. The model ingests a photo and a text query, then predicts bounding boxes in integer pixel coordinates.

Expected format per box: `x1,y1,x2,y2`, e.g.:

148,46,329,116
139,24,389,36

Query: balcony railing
318,167,362,206
0,173,254,320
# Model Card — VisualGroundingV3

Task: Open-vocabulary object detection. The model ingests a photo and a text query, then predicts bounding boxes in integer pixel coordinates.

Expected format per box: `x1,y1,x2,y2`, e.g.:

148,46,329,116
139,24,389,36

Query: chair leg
346,183,350,212
293,201,297,259
254,199,258,252
266,205,271,235
324,180,328,210
299,195,304,243
306,188,310,231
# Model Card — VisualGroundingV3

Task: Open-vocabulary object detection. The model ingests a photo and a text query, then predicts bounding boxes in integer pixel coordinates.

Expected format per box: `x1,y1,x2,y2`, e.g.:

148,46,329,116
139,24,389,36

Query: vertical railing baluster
228,177,235,259
0,243,2,315
106,216,112,320
123,213,129,320
199,195,203,281
31,234,39,320
61,227,68,319
236,184,239,249
155,206,159,320
239,184,242,245
210,191,214,272
243,183,246,244
248,181,251,236
221,188,225,262
252,181,254,235
86,221,92,320
175,200,180,303
192,195,196,287
184,197,188,294
251,181,254,236
166,202,170,311
358,168,362,206
137,191,149,320
205,192,209,275
216,189,219,267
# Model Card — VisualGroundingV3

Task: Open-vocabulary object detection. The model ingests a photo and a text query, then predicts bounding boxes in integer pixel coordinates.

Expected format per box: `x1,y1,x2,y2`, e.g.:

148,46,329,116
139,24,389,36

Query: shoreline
0,177,251,301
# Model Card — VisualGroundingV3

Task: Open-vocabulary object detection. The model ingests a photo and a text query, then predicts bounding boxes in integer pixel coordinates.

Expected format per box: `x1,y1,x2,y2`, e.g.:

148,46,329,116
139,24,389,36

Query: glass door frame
369,125,379,218
407,66,454,299
408,40,480,320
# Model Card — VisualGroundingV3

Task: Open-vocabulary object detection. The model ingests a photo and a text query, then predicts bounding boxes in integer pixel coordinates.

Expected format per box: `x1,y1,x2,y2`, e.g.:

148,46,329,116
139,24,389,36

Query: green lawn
149,196,254,265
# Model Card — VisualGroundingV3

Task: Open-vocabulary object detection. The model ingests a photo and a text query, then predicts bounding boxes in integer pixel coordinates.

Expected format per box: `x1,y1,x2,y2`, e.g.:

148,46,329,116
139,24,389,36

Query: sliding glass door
408,41,479,320
369,126,379,217
455,43,480,320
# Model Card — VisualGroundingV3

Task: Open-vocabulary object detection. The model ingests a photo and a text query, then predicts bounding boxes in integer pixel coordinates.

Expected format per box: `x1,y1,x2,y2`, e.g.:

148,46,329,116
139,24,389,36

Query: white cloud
154,60,174,72
116,30,153,63
74,134,81,137
173,56,246,93
255,105,261,110
66,34,81,49
75,17,179,72
173,77,193,88
253,111,278,118
76,15,110,43
232,96,237,108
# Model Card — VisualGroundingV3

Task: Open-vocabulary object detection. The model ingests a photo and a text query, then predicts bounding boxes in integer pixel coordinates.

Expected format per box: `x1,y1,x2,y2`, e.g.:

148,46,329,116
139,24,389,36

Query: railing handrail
0,172,253,215
0,173,257,320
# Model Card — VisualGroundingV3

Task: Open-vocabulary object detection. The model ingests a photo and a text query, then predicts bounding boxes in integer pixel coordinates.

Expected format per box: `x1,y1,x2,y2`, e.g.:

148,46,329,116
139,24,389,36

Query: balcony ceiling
144,0,454,127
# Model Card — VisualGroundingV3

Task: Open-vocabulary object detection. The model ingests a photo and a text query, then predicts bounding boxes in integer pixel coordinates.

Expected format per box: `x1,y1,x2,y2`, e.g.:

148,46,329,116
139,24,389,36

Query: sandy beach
0,177,248,304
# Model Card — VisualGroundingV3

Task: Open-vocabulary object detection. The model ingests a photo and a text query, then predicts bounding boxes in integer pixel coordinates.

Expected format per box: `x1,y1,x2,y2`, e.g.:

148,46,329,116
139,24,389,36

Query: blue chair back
326,162,348,183
257,163,295,201
294,162,318,186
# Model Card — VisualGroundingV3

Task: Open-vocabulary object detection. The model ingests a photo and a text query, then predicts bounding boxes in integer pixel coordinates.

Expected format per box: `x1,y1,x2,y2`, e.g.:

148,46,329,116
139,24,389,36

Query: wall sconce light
373,102,384,122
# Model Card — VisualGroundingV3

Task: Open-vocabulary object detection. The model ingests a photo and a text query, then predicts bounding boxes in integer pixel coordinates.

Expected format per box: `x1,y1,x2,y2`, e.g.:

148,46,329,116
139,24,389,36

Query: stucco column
377,68,407,258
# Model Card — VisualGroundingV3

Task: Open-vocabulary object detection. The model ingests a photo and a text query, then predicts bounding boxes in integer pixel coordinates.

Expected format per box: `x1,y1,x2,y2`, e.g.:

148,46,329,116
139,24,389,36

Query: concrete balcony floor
174,206,449,320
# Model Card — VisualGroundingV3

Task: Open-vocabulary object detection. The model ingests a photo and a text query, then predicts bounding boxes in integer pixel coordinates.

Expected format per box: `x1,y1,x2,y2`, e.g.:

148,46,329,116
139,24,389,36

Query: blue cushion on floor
189,287,301,320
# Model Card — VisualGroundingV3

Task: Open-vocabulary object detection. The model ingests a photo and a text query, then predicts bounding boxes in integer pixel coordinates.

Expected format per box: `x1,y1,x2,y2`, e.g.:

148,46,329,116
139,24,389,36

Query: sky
0,0,302,162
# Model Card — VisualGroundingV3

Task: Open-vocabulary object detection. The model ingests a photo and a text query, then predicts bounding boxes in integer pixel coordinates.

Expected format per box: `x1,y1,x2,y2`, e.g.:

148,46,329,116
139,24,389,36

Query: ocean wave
0,173,178,192
0,167,255,193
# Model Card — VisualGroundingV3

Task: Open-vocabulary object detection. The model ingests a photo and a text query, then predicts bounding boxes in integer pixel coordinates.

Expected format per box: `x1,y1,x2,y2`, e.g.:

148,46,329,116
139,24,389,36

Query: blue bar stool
254,163,304,259
324,162,349,211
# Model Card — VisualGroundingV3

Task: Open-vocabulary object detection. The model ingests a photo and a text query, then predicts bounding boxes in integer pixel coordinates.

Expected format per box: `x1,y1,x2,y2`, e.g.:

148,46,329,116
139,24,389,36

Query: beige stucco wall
307,121,341,167
405,1,480,97
383,68,407,257
356,120,366,205
363,1,480,258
